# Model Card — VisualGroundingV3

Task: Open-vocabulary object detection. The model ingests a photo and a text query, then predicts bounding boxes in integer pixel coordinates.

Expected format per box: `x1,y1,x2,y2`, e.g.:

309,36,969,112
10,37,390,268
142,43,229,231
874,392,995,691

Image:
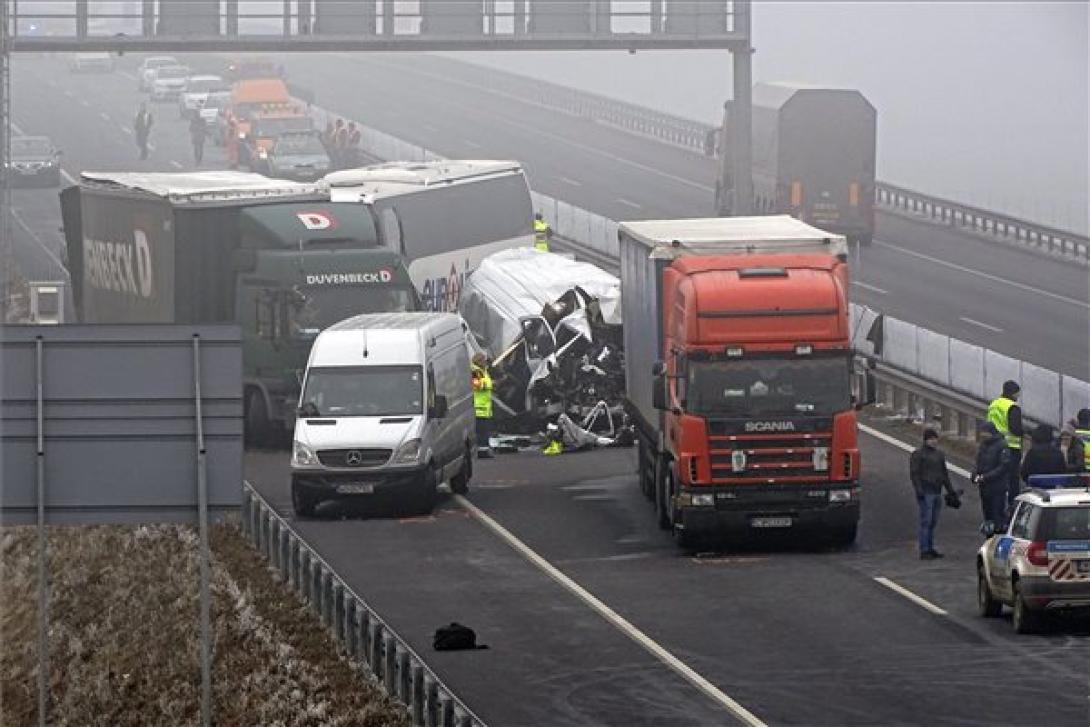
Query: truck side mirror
852,369,876,410
651,362,666,411
430,395,448,420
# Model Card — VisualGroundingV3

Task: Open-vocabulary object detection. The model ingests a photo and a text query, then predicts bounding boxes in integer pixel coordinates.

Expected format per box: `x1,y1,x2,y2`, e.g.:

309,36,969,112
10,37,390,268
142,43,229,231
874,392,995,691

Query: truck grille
317,449,392,468
709,433,831,482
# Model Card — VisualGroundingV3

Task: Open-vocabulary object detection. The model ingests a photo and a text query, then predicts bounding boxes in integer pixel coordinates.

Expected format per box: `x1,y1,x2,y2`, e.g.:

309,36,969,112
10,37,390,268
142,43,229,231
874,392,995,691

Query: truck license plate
1076,560,1090,574
751,517,793,529
337,483,374,495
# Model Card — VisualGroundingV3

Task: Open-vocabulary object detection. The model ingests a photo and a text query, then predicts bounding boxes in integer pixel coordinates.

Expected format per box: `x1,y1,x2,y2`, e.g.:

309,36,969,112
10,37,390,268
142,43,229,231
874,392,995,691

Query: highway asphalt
5,53,1089,726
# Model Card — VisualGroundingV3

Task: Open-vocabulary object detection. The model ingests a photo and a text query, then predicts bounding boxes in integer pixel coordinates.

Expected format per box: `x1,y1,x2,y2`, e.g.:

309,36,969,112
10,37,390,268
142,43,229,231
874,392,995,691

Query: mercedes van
290,312,475,516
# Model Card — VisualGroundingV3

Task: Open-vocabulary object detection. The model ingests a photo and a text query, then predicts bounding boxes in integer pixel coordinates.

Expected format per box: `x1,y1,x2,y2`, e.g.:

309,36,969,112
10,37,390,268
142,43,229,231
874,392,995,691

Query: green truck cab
61,172,418,445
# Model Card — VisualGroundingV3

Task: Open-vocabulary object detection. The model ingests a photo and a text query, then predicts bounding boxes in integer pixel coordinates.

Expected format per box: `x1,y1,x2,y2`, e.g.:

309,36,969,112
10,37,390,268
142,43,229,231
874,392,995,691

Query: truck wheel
638,441,653,500
291,481,317,518
655,465,672,531
830,523,858,547
245,389,272,449
1011,580,1040,634
977,564,1002,618
450,445,472,495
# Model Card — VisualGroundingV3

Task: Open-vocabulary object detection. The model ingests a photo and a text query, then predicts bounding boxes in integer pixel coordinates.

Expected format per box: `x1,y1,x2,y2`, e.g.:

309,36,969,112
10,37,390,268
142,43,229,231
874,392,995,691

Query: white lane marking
80,99,90,108
10,207,67,273
420,123,439,132
63,90,74,99
120,126,133,135
959,316,1004,333
875,240,1090,310
852,281,888,295
859,424,971,478
170,160,184,169
617,198,643,210
874,577,948,616
100,112,112,123
453,494,766,726
118,71,137,81
463,139,483,149
559,176,583,187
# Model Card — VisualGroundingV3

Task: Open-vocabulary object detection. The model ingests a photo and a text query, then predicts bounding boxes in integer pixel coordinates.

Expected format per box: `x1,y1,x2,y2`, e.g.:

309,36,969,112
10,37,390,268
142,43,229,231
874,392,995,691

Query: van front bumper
291,465,429,500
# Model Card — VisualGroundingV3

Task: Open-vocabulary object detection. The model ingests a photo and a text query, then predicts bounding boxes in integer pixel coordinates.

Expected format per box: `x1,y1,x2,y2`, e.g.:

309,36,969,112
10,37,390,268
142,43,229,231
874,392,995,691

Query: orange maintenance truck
620,216,874,549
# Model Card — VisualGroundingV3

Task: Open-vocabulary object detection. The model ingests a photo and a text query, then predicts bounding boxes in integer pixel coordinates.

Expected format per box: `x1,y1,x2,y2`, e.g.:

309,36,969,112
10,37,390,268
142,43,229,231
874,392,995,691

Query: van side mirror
430,395,448,420
651,361,666,377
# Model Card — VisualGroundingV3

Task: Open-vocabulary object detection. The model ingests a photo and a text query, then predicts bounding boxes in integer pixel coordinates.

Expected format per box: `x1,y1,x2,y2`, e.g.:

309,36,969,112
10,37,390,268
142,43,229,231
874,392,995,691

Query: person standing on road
1059,423,1086,473
909,428,958,560
1073,408,1090,471
188,113,207,167
987,380,1024,510
533,212,551,252
345,122,362,167
133,102,153,160
1020,424,1067,486
471,353,494,459
973,421,1011,530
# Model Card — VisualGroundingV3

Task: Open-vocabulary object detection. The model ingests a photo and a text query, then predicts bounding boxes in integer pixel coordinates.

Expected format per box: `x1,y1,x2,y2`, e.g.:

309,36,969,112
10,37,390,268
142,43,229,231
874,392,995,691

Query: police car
977,474,1090,633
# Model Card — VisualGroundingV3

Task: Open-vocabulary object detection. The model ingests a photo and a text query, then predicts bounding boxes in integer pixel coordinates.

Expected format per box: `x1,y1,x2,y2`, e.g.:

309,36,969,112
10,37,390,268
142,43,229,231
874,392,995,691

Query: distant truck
716,83,877,245
61,172,420,445
619,216,874,549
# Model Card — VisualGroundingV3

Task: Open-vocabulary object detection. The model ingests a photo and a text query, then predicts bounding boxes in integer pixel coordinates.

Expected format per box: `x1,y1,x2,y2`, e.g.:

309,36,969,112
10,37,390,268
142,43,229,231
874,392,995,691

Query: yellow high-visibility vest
987,396,1021,450
1076,428,1090,469
472,365,493,419
533,218,550,252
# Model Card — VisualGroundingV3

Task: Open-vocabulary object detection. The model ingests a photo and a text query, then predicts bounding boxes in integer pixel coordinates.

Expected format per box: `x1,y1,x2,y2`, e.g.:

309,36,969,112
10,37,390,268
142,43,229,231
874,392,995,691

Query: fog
452,2,1088,233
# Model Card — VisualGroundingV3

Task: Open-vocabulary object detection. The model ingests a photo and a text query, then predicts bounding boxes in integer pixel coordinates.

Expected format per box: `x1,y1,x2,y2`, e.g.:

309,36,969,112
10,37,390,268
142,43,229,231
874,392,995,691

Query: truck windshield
687,357,850,416
291,285,416,337
301,366,423,417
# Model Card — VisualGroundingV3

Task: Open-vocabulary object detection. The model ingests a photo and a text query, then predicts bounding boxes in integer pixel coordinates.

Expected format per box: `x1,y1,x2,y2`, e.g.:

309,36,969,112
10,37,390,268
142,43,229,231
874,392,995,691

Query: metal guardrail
240,482,486,727
875,181,1090,263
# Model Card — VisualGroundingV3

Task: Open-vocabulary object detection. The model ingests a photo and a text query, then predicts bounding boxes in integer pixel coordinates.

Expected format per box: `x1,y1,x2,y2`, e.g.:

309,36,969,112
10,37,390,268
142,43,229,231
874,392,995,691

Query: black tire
830,522,858,547
291,481,317,518
1012,580,1040,634
245,388,272,449
450,446,471,495
638,440,654,500
977,564,1002,618
655,463,672,531
411,464,439,516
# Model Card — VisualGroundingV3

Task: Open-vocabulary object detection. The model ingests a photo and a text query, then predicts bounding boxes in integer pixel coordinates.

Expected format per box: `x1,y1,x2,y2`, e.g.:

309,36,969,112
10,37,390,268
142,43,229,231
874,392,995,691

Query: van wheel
291,481,317,518
450,446,472,495
411,464,439,515
245,389,272,449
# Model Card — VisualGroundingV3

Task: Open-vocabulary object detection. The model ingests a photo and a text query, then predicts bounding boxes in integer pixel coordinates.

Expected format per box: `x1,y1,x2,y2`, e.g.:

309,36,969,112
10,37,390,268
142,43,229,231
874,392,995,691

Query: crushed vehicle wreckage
458,248,630,443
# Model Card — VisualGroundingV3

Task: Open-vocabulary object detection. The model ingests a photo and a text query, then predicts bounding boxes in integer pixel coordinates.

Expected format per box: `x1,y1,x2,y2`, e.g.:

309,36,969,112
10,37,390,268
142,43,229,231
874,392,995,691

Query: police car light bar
1026,473,1090,490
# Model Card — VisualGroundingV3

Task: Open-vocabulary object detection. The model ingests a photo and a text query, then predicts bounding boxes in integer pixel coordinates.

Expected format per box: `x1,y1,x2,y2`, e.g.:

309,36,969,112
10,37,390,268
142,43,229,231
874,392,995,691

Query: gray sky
454,2,1088,233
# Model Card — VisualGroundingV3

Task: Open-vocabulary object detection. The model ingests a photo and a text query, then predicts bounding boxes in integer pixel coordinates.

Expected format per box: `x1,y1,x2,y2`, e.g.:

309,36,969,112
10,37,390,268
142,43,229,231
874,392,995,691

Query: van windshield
301,366,423,417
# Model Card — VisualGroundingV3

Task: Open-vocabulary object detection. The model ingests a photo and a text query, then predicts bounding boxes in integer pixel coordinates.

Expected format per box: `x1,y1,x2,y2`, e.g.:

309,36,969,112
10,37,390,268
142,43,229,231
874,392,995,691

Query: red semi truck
619,216,874,549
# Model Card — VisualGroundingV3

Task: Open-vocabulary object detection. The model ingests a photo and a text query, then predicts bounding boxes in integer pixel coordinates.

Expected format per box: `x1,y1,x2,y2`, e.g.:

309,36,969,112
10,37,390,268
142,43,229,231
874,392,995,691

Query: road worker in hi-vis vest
533,212,551,252
471,353,494,458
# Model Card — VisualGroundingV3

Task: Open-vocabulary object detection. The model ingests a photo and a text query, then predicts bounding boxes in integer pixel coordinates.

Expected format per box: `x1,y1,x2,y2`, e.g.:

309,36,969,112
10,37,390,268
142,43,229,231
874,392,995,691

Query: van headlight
392,438,422,464
292,440,318,467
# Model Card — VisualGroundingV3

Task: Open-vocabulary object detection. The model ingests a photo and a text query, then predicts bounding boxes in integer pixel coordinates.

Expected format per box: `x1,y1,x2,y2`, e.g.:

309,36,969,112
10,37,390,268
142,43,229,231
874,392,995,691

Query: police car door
991,503,1033,600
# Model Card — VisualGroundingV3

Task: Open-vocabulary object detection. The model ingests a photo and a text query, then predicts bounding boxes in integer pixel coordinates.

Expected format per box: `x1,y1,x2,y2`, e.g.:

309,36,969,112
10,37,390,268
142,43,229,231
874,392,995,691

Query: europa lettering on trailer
83,230,154,298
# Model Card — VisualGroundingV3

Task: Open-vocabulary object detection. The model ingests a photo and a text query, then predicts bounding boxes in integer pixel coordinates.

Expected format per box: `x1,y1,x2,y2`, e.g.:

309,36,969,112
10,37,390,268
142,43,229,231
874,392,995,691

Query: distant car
178,75,228,118
200,91,232,139
977,475,1090,633
6,136,62,187
256,131,332,181
137,55,179,91
149,65,191,102
69,52,114,73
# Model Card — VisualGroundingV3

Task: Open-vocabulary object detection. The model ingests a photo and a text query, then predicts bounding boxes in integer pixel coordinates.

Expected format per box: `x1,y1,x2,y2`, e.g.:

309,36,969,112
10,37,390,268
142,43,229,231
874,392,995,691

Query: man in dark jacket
910,428,959,559
973,422,1011,530
1020,424,1068,486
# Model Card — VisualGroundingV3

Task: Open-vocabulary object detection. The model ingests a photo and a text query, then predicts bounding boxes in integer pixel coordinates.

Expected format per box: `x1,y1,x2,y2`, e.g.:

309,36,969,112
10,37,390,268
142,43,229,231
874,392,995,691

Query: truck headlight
731,450,746,473
292,440,318,467
691,493,715,507
257,148,268,160
392,438,421,464
812,447,830,472
829,488,854,503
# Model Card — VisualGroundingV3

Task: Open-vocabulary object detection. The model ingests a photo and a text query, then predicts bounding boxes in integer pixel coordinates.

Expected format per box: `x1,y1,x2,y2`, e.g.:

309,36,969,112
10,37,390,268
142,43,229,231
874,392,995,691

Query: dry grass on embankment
1,521,408,726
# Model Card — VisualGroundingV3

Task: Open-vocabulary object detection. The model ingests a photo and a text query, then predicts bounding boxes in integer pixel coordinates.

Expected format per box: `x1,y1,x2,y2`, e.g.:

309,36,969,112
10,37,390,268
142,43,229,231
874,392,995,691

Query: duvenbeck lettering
305,269,393,286
83,229,154,298
744,421,797,433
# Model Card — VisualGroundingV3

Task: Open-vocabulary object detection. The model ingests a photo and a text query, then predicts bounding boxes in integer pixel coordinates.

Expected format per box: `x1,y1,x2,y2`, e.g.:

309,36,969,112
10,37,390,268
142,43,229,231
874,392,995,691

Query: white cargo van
291,312,475,516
